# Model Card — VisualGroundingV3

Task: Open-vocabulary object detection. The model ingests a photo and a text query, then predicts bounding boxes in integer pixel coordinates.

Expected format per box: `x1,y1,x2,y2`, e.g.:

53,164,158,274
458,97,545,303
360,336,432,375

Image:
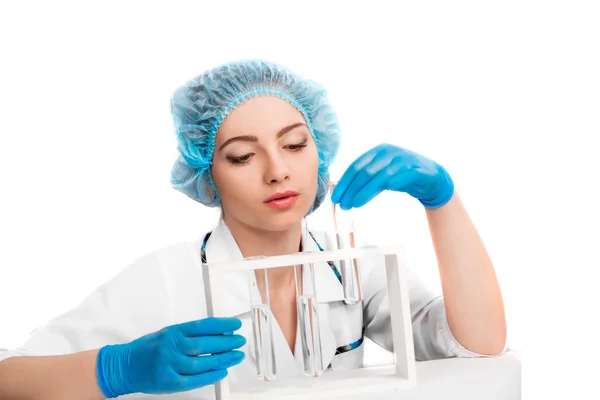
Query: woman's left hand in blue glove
330,143,455,210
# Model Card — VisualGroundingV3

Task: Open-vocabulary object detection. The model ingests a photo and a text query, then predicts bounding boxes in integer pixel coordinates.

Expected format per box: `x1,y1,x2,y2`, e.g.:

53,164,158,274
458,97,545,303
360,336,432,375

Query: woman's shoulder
153,238,203,258
118,238,204,280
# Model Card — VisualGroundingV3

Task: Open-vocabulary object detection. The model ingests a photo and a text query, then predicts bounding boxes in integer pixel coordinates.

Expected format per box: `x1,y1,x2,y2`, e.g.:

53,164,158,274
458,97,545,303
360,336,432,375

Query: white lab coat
0,218,506,399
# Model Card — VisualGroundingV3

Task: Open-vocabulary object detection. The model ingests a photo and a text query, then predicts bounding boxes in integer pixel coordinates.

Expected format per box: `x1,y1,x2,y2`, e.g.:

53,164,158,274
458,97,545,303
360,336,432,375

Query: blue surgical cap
169,60,341,215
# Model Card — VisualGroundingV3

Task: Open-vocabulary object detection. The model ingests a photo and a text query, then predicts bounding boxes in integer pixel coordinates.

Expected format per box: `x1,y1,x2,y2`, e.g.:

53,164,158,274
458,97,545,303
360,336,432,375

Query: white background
0,0,598,398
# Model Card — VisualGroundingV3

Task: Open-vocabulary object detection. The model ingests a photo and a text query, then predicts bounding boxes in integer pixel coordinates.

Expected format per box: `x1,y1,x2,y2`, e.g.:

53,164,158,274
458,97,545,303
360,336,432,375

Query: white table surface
373,351,522,400
121,351,521,400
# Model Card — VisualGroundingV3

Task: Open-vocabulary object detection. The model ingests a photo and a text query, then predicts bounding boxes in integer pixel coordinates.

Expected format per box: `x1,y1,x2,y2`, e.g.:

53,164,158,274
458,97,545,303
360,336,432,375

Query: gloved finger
339,153,396,210
350,169,390,208
178,334,247,356
173,350,245,375
177,317,242,337
331,148,379,204
180,369,229,391
338,169,371,210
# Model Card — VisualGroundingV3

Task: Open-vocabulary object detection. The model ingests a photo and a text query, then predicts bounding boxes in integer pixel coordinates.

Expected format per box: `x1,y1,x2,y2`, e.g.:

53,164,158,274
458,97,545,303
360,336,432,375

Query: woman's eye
226,142,306,164
227,154,252,165
286,142,307,151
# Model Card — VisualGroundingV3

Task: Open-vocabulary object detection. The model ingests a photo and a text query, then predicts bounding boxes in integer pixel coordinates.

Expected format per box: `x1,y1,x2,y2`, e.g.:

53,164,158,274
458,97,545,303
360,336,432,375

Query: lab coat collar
203,217,345,317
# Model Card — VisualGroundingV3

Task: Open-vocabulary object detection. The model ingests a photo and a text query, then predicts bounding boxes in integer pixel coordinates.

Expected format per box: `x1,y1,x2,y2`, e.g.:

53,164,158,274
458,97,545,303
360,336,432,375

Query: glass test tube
294,263,324,377
329,182,363,304
248,265,276,381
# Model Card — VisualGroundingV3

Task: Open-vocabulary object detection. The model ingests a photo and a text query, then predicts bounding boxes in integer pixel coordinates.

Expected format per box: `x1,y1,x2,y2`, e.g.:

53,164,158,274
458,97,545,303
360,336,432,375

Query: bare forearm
425,192,507,355
0,350,105,400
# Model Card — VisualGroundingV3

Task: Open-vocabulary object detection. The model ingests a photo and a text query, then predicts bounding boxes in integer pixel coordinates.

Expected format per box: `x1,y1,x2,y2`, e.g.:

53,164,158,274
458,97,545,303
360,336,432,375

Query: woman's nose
264,152,291,184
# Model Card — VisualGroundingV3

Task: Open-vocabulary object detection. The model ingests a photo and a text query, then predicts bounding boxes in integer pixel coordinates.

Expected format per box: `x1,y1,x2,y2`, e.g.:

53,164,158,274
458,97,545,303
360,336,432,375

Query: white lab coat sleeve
0,248,175,364
361,257,507,361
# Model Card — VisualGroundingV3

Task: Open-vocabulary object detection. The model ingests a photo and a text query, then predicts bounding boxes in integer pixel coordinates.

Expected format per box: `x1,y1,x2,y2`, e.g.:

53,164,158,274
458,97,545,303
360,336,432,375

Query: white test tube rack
201,244,417,400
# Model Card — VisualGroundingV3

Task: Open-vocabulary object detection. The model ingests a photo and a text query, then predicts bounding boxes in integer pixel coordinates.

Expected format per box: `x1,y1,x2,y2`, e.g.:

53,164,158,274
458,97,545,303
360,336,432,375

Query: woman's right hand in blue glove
95,317,246,398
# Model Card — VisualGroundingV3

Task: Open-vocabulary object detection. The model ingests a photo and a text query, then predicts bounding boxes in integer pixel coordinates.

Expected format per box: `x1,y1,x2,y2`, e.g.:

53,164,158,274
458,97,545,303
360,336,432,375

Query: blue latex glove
96,317,246,397
331,143,454,210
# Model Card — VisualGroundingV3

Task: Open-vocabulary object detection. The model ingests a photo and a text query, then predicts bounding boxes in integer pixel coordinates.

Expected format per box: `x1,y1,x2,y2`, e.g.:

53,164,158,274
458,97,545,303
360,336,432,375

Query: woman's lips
264,194,299,209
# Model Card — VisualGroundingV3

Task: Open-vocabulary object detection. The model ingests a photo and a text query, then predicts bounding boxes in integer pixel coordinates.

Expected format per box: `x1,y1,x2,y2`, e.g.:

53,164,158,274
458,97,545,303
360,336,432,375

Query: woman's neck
224,217,303,257
223,215,304,287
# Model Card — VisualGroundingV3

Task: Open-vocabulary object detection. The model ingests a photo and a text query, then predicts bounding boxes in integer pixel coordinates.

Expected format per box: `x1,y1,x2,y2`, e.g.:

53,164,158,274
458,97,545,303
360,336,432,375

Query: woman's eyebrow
218,122,307,151
218,135,258,151
276,122,306,139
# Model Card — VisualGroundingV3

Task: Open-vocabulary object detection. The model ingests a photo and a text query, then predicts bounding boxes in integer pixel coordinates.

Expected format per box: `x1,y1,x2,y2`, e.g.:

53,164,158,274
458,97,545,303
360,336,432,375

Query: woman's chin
228,197,314,232
255,205,310,232
261,212,304,232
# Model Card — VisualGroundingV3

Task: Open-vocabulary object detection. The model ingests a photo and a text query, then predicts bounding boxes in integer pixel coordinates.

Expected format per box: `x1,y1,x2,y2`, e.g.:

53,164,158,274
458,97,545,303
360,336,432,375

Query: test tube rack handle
202,244,416,400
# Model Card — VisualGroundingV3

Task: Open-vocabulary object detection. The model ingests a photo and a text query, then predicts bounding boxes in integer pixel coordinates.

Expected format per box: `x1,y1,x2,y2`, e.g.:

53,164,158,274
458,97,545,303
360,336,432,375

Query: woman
0,60,507,399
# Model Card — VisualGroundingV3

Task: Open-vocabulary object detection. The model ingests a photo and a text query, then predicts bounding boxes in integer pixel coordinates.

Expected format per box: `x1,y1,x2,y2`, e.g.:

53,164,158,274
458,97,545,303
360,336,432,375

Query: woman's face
211,96,319,232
